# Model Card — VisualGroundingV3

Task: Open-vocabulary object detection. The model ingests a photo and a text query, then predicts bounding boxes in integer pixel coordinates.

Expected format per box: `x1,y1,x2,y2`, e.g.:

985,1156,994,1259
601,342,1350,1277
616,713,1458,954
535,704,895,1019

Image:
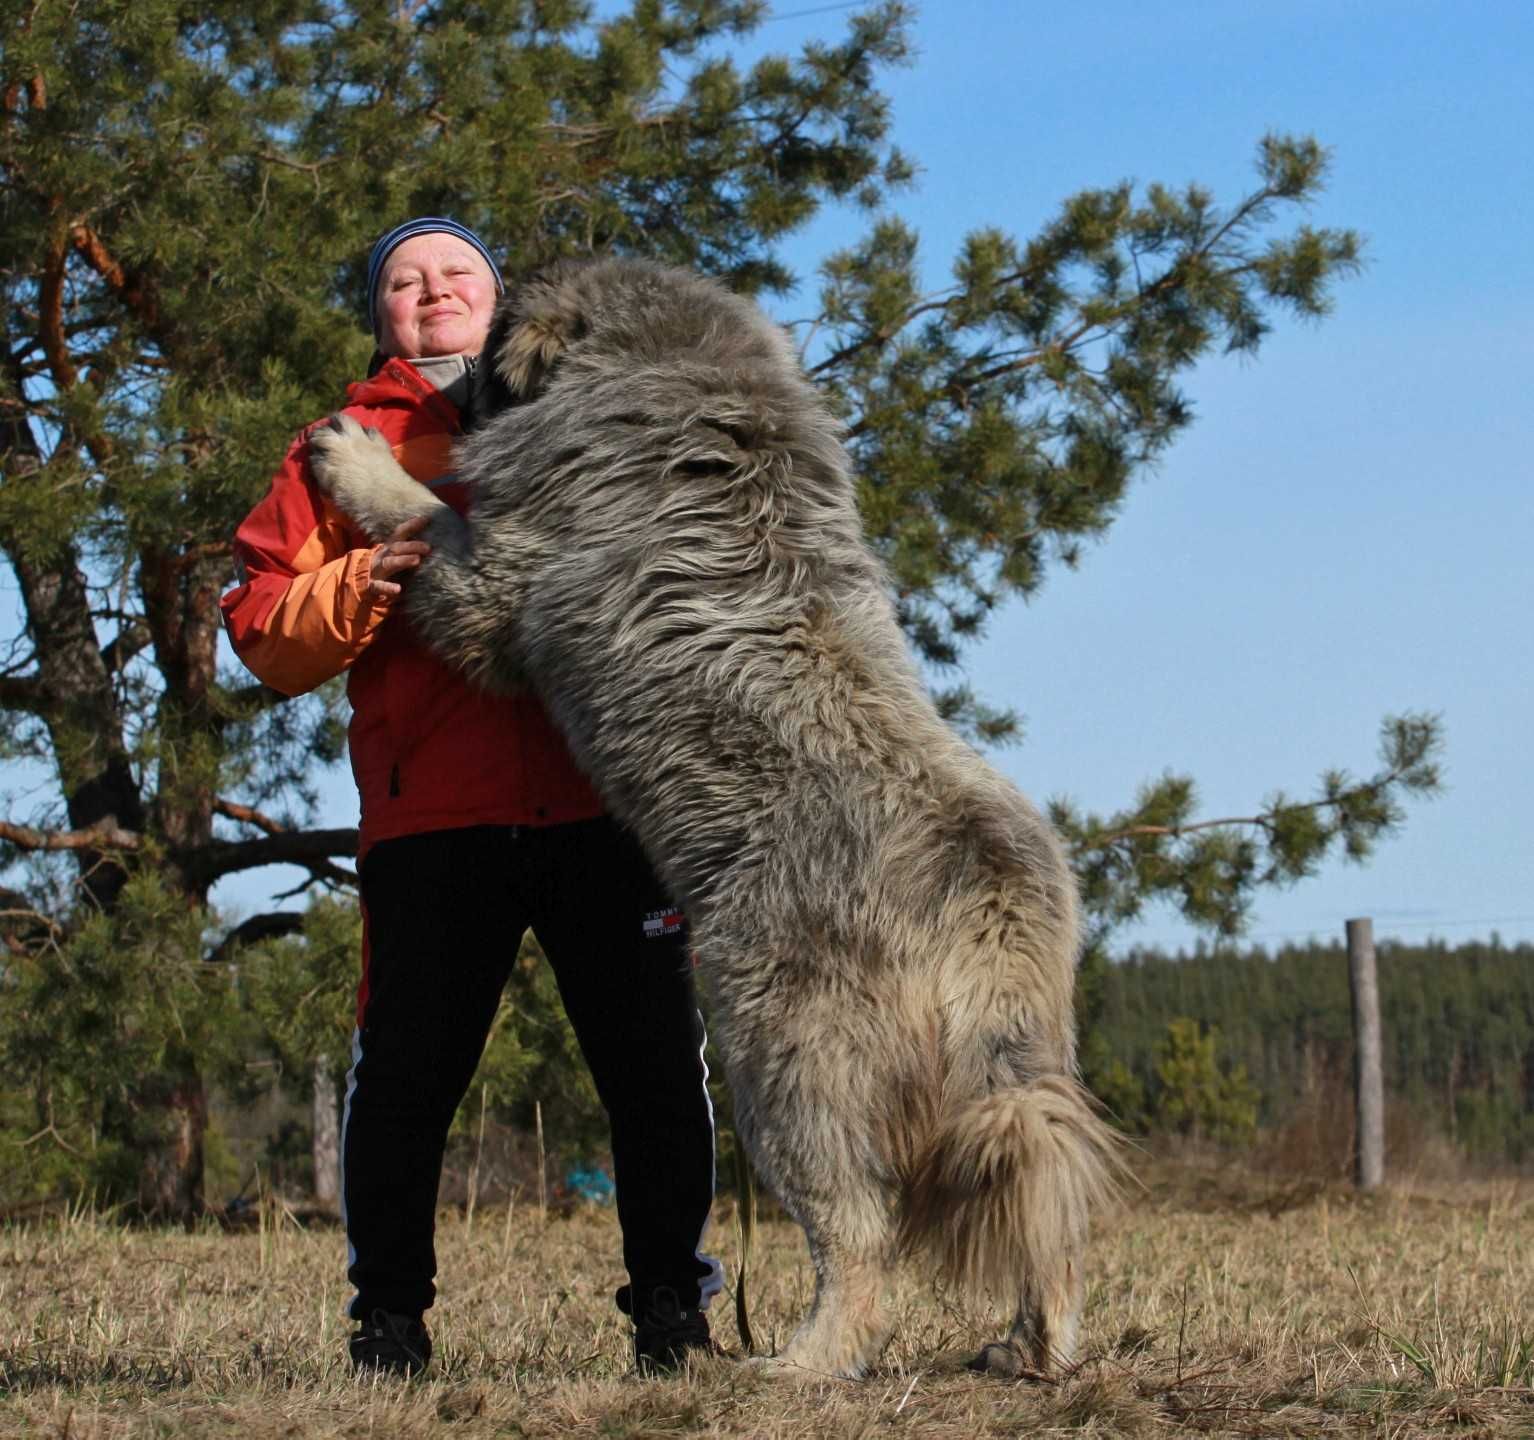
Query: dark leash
734,1149,757,1355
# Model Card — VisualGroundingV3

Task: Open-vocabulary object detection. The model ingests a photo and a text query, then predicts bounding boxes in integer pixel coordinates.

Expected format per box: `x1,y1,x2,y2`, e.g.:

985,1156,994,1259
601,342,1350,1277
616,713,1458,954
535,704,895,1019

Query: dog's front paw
743,1355,815,1384
307,413,390,498
305,412,441,543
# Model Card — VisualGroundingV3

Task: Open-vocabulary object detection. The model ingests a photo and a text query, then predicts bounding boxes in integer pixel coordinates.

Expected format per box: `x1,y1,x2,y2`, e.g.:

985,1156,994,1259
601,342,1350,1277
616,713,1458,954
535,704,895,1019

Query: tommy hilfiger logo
643,907,685,939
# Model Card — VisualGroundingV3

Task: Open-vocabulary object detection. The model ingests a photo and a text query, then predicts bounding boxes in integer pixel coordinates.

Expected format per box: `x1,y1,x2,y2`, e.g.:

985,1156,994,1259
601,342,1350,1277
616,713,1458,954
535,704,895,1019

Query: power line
1238,914,1534,945
1117,913,1534,955
764,2,869,21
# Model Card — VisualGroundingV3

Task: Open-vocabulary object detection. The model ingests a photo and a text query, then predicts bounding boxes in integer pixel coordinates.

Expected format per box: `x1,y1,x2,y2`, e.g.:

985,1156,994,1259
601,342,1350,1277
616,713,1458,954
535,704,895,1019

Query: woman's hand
367,515,433,599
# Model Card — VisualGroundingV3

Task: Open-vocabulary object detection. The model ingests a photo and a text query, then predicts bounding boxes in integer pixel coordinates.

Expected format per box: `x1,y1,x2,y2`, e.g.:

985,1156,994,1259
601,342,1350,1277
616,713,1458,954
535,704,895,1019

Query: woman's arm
220,428,400,697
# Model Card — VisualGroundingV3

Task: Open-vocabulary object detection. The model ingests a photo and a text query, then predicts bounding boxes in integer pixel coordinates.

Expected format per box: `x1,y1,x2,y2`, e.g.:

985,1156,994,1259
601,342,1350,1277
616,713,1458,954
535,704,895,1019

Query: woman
221,219,722,1377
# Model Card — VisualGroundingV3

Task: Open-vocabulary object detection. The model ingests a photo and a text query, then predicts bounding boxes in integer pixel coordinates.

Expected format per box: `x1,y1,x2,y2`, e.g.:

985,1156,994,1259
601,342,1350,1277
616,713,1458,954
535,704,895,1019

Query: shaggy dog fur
309,258,1122,1380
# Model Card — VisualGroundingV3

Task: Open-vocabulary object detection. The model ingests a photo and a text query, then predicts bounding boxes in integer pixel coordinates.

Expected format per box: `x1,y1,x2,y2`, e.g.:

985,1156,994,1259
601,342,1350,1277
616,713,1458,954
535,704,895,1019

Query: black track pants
342,819,720,1320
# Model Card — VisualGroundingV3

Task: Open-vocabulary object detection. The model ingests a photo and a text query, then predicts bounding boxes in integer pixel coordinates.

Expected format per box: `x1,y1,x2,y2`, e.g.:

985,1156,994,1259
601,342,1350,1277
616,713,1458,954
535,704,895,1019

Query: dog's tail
896,1075,1123,1301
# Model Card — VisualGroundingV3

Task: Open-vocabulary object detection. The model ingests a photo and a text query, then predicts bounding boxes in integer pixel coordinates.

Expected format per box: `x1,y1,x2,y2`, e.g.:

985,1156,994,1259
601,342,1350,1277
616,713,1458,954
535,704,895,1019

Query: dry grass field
2,1162,1531,1438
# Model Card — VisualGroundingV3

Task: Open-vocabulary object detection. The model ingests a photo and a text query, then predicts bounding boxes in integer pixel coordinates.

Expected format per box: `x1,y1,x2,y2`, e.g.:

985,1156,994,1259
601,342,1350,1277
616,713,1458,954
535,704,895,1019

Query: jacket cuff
348,545,396,613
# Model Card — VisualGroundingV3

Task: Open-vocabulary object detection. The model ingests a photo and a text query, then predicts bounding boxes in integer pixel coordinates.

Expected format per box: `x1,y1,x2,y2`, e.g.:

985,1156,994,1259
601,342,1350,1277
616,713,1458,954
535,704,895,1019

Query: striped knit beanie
365,217,504,337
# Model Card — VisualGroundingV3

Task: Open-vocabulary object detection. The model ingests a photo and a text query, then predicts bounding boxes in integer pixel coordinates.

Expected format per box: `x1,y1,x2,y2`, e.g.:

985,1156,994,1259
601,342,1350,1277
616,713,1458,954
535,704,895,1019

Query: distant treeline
1090,936,1534,1166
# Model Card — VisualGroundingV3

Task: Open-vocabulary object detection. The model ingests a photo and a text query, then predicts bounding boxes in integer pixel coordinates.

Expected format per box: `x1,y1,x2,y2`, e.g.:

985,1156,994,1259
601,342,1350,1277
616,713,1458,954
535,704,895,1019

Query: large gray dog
310,258,1120,1380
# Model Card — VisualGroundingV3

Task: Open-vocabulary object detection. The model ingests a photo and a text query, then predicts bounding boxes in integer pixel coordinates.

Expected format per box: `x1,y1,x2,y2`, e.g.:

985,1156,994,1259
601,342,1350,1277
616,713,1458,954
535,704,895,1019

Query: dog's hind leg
898,1075,1120,1379
970,1252,1084,1378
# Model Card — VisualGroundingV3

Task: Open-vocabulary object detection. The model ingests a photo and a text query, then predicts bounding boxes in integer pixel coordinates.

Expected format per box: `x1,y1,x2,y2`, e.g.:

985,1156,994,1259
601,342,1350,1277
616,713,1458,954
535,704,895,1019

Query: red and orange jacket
220,358,604,858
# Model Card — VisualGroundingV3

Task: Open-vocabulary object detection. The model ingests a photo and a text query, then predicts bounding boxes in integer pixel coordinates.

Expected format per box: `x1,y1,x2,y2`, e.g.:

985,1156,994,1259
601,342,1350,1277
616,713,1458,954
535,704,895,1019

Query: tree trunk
132,548,228,1213
312,1056,341,1212
105,1048,207,1220
7,546,146,912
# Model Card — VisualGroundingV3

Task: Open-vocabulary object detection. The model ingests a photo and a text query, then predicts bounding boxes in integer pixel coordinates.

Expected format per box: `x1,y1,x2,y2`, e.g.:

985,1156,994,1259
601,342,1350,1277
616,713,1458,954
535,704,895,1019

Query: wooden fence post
312,1056,341,1211
1346,917,1385,1190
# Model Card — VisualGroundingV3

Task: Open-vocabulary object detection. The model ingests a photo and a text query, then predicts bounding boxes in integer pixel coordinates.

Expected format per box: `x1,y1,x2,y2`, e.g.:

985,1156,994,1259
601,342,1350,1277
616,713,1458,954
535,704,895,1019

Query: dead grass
2,1162,1532,1437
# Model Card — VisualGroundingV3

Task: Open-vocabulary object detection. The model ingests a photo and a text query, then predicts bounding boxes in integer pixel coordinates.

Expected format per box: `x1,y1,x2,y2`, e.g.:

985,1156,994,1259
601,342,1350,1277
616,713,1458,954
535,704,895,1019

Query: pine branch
216,682,289,717
14,1123,82,1157
68,222,161,336
804,287,953,379
173,541,233,572
38,223,78,393
1088,779,1394,852
0,815,140,853
0,886,63,950
1057,714,1443,937
183,829,360,889
11,81,120,467
0,672,46,712
0,27,46,128
206,910,306,963
99,621,151,677
253,150,334,178
270,871,341,901
0,905,61,933
214,798,292,836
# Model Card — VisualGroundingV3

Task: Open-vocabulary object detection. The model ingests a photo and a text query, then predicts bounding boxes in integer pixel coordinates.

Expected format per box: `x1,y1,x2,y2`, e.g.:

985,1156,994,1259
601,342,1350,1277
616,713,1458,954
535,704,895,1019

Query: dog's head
466,258,850,523
472,258,780,430
470,259,634,431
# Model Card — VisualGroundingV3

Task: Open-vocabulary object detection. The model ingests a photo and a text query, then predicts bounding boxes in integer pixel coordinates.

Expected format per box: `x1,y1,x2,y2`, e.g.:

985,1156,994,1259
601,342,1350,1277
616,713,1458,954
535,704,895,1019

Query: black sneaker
349,1309,432,1378
628,1286,719,1375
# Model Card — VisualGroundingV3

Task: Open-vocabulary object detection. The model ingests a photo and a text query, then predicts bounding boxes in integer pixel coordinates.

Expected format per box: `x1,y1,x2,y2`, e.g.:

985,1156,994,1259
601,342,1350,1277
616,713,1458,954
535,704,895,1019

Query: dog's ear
492,274,589,401
495,316,566,399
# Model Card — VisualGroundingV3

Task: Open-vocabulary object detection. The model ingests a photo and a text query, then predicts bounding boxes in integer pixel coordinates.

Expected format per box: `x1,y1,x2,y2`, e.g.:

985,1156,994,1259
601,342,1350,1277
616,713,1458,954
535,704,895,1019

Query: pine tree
1152,1017,1260,1145
0,1,1440,1213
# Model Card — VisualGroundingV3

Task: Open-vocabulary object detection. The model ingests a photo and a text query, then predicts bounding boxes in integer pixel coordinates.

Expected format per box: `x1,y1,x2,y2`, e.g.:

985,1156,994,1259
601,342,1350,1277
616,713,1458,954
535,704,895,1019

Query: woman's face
375,233,498,359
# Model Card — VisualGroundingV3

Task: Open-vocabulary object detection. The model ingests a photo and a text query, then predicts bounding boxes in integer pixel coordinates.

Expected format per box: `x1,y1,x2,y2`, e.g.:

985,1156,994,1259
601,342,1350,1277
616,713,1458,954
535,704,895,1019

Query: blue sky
230,0,1530,952
709,0,1533,954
